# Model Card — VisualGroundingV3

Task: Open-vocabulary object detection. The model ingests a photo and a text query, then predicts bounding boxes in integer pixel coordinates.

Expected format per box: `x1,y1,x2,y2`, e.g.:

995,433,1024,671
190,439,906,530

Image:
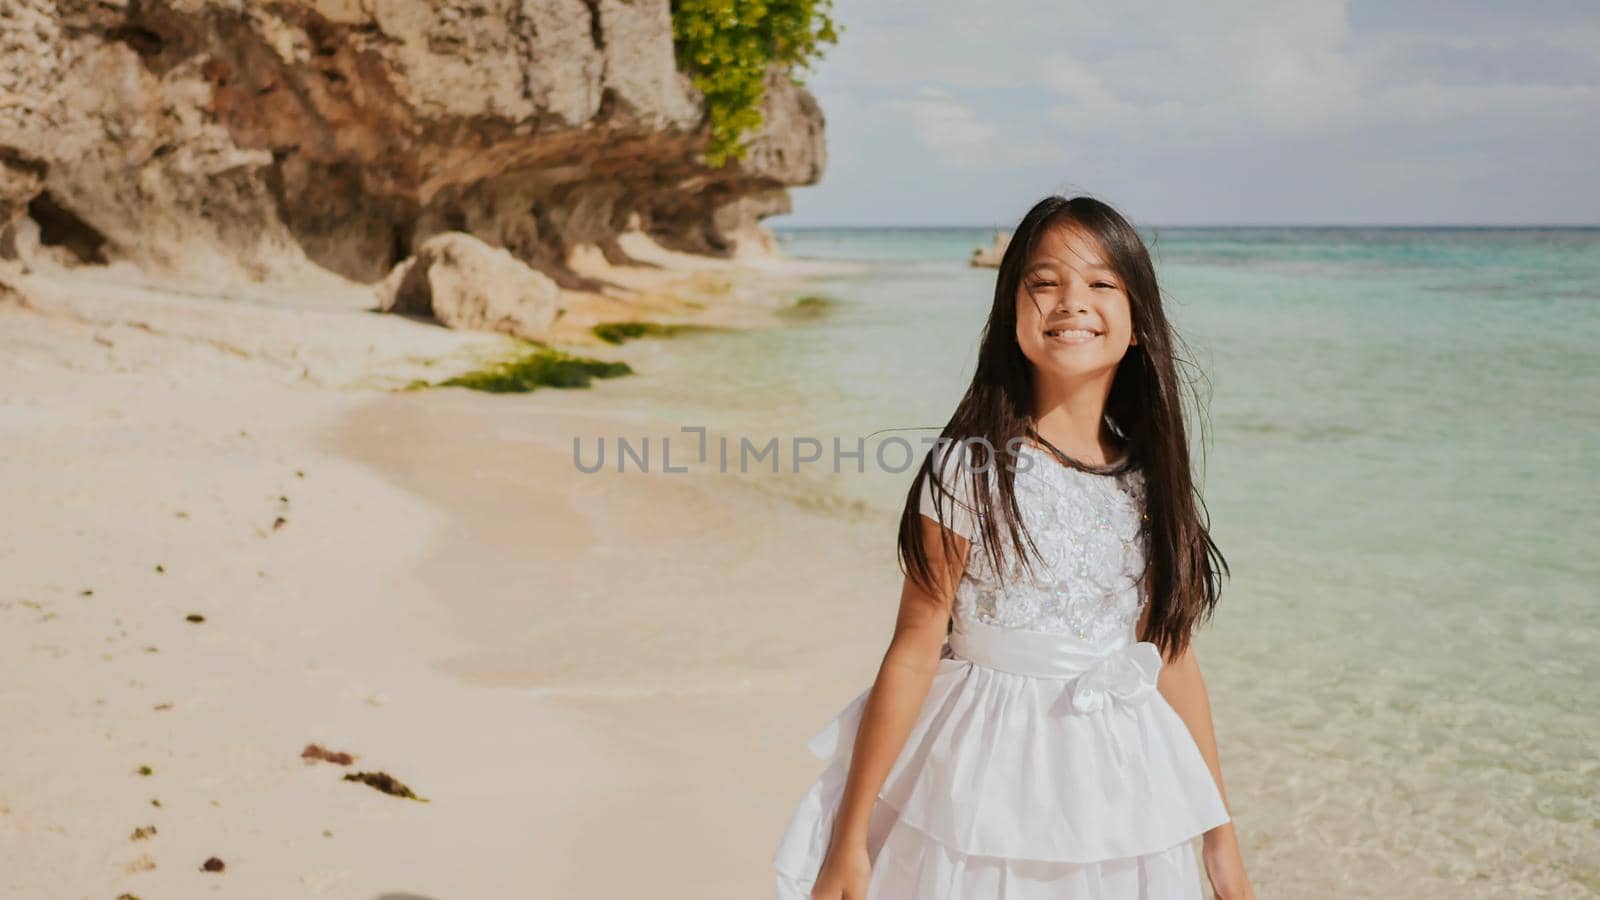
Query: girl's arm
1148,620,1235,823
822,516,969,858
1141,604,1255,898
1158,644,1237,822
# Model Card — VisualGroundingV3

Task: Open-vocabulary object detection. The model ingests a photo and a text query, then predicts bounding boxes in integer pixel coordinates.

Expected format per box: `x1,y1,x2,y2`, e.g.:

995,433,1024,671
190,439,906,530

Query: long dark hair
897,195,1228,660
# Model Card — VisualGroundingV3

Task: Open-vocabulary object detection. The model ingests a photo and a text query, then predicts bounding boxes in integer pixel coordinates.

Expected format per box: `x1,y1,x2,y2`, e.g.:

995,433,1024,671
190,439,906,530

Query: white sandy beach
0,244,904,899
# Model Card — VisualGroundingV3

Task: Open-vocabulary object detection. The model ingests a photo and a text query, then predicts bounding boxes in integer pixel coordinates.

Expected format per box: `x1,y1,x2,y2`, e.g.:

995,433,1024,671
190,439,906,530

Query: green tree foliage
670,0,840,167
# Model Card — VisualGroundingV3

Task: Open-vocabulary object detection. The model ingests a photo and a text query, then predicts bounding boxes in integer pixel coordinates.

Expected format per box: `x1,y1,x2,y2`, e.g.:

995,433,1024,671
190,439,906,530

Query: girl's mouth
1044,328,1101,344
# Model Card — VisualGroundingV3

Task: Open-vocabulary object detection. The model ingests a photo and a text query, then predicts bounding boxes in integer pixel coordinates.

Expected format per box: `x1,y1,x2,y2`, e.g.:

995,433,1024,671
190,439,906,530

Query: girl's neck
1029,376,1120,466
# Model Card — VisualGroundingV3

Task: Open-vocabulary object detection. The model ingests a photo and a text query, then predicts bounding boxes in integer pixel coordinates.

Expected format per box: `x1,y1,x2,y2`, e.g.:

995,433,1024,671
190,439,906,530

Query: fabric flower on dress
1070,641,1164,714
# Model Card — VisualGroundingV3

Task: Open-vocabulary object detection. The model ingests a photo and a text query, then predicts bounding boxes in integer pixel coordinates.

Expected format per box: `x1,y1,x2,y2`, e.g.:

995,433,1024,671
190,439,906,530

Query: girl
771,196,1255,899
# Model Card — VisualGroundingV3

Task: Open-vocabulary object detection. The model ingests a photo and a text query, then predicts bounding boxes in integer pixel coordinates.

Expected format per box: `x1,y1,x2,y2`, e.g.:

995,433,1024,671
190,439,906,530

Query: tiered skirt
771,618,1231,899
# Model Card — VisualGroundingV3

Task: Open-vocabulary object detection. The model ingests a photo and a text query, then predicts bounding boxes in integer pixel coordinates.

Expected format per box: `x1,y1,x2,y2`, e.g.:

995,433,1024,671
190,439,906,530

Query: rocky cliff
0,0,826,290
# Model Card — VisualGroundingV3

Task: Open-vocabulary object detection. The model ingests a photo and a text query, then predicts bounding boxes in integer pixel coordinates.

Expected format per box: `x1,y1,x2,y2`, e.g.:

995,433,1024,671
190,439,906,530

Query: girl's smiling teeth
1044,327,1101,343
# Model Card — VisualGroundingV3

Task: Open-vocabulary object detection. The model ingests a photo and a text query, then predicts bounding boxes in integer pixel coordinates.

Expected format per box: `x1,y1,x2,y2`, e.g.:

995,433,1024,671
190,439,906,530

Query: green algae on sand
776,294,837,321
403,342,633,393
592,320,723,344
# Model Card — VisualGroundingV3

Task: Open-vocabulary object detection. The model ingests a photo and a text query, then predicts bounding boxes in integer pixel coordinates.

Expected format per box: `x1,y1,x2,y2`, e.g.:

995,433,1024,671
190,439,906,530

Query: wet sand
319,387,905,897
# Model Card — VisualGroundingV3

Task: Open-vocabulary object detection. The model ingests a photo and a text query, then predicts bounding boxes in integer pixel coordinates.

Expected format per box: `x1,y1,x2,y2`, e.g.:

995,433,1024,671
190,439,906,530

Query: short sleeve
918,440,984,540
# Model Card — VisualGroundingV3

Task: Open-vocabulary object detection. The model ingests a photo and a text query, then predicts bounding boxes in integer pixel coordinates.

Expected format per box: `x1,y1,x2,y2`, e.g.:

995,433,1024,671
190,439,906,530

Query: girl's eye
1093,282,1118,290
1028,281,1057,289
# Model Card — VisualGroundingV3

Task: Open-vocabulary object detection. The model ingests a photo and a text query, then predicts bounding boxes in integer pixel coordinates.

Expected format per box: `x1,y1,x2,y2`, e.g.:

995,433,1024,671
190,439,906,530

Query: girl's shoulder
918,437,996,541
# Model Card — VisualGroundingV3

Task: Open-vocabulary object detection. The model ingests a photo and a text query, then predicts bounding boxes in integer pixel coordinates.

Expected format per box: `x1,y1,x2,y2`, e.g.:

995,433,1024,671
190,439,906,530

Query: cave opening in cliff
105,25,166,59
27,193,109,266
389,222,416,271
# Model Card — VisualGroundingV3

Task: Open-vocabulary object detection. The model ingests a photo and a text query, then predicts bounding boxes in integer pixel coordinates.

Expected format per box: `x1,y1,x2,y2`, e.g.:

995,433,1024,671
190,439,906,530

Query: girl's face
1014,223,1137,388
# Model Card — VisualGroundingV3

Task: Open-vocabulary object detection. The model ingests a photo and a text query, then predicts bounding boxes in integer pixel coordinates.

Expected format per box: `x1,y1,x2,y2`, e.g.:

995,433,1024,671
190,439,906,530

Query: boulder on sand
379,232,562,340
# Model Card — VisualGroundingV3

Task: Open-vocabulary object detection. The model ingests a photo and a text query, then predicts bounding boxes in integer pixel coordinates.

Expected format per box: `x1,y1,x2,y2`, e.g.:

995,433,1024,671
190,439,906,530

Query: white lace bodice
919,442,1150,645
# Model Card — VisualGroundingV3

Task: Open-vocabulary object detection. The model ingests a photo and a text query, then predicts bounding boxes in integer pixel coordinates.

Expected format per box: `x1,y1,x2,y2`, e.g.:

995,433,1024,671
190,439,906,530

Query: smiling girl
772,196,1255,899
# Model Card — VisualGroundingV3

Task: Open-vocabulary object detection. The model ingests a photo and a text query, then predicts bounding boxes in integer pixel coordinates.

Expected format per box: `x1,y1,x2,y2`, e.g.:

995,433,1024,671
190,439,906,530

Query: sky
771,0,1600,227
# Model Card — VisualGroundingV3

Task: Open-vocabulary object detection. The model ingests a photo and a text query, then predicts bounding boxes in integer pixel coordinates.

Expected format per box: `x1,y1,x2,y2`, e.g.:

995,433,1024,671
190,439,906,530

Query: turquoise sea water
623,225,1599,894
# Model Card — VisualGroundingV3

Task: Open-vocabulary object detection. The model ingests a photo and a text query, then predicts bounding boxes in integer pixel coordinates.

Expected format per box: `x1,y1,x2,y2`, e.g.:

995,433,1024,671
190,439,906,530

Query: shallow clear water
614,225,1600,894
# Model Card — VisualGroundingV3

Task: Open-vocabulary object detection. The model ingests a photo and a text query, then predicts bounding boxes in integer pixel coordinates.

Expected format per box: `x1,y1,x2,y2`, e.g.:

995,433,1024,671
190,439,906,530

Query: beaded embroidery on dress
771,440,1230,899
957,443,1150,641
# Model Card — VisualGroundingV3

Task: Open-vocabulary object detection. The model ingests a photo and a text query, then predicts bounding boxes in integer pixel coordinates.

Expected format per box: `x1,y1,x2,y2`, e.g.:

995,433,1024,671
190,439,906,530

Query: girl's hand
809,841,872,900
1202,825,1255,900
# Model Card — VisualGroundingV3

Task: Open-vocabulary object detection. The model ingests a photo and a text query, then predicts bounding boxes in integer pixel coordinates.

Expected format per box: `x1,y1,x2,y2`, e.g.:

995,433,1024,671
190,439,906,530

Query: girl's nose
1057,280,1091,313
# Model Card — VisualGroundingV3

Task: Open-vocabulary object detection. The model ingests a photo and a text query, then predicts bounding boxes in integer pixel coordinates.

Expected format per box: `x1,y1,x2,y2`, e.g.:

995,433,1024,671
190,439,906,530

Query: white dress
771,441,1231,899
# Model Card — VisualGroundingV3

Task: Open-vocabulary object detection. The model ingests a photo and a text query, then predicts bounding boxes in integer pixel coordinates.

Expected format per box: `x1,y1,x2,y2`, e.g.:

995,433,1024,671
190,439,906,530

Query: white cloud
895,88,996,166
888,87,1065,169
1040,55,1139,130
1035,0,1364,148
783,0,1600,224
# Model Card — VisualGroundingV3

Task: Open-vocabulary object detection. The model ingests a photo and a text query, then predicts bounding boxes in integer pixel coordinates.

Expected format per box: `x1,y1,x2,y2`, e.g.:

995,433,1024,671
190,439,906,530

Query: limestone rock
0,147,47,260
383,231,561,340
0,1,827,289
971,230,1011,268
0,277,32,310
